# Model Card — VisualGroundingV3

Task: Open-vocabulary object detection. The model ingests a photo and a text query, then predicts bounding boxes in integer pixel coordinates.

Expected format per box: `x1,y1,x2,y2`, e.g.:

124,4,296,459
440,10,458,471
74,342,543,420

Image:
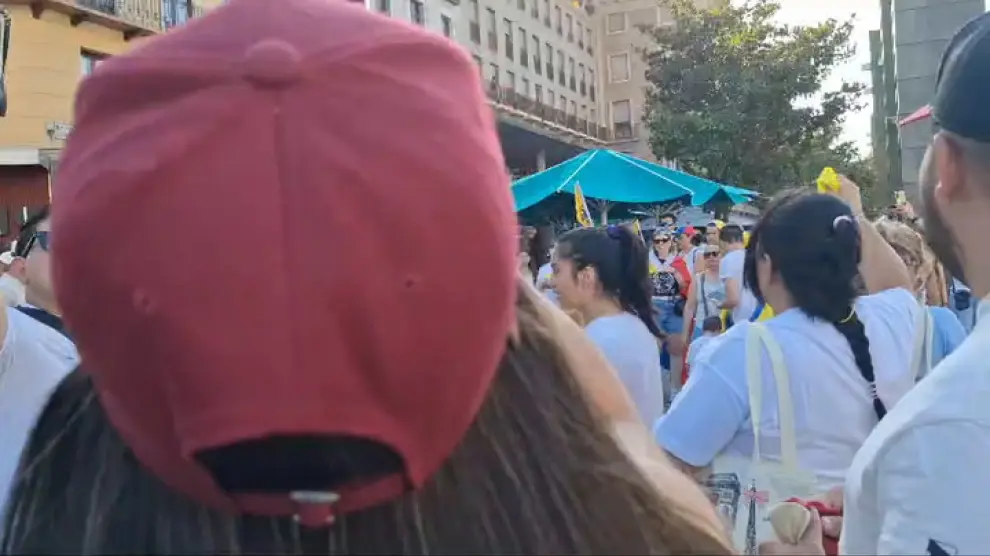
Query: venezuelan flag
574,183,594,228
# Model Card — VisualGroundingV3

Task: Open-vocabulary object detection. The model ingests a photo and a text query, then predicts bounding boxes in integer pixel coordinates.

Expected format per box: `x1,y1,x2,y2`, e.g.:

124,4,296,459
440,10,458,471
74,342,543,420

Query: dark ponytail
556,225,664,339
745,190,885,421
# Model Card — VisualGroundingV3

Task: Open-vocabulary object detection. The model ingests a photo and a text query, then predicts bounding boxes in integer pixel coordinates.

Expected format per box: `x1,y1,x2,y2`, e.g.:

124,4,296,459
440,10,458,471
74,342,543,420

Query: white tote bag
705,322,818,555
910,303,934,383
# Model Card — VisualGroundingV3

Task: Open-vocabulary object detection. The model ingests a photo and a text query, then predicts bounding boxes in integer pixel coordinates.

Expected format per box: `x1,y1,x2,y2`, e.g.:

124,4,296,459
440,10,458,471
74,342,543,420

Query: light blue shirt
655,288,921,489
929,306,966,367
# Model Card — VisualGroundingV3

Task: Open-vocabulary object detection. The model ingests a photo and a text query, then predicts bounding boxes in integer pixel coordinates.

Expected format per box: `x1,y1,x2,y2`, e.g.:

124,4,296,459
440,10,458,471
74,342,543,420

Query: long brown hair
2,280,731,555
875,217,949,306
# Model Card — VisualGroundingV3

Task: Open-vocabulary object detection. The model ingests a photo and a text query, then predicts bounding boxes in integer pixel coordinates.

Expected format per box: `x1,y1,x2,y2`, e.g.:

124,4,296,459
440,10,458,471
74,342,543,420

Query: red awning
899,105,932,127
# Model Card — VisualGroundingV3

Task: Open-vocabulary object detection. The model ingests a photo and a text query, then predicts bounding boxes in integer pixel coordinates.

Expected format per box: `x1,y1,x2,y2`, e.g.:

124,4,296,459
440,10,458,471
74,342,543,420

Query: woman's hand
831,175,865,217
758,509,827,556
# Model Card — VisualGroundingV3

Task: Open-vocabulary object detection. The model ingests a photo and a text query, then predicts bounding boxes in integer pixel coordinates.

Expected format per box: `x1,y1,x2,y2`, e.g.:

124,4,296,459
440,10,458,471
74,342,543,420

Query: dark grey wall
894,0,985,196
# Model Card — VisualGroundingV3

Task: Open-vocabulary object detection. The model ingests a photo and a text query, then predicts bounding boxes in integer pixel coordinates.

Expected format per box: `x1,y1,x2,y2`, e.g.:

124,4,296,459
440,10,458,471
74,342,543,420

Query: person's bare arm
722,278,740,309
681,279,698,345
835,176,913,294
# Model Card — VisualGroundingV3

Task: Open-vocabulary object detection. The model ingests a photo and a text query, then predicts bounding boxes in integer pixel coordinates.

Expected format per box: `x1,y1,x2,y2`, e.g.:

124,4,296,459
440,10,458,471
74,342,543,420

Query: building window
531,0,538,19
469,0,481,43
532,34,541,73
579,63,586,95
472,54,483,76
442,14,453,37
489,63,500,87
487,9,498,51
556,50,564,85
568,57,576,91
545,42,553,76
606,12,627,34
570,100,576,115
543,0,550,26
554,6,561,35
535,83,543,103
547,88,554,107
586,27,593,54
161,0,192,30
410,0,425,25
80,50,107,76
591,107,597,124
506,70,516,91
519,27,528,66
565,13,573,41
522,77,530,97
376,0,391,14
608,52,630,82
577,22,584,47
611,99,632,139
559,95,566,112
517,0,525,10
504,19,514,60
589,68,596,100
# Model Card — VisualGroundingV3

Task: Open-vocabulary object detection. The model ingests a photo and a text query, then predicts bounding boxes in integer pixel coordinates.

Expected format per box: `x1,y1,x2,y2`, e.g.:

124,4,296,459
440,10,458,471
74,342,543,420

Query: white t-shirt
719,248,759,325
687,333,718,368
536,263,553,285
655,287,920,489
841,298,990,555
585,313,665,428
0,308,78,511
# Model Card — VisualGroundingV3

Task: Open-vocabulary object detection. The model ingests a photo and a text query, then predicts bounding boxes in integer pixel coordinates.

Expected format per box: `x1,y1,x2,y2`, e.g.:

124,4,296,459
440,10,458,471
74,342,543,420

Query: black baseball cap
932,12,990,141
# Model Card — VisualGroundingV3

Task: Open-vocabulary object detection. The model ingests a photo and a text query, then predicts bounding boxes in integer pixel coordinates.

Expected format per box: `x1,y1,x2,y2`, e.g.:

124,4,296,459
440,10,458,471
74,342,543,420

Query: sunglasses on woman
704,250,720,259
654,236,671,244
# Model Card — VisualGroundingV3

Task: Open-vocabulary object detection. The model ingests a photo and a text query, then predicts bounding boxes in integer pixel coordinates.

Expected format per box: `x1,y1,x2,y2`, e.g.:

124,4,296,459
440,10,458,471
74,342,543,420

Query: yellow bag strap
745,322,798,470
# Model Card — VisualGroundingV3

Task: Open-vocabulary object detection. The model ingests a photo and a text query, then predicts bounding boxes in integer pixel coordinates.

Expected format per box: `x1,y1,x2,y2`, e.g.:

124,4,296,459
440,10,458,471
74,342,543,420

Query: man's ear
7,258,26,281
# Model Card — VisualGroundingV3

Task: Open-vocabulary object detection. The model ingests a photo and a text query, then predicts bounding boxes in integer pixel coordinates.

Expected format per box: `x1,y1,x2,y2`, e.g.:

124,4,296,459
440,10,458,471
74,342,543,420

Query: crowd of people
0,0,988,554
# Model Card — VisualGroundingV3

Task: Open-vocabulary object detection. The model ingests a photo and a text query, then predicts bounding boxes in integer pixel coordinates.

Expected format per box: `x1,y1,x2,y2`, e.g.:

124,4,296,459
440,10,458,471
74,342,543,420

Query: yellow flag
631,219,643,238
756,305,775,321
574,183,594,228
817,167,841,194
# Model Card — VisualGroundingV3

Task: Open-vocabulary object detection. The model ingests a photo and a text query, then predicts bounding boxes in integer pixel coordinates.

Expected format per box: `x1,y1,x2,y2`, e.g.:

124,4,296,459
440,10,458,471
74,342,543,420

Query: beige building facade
596,0,724,161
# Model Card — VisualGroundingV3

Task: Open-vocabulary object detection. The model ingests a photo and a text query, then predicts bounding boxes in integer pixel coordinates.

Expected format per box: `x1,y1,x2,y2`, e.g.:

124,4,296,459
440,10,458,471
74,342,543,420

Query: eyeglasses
22,230,51,255
704,251,720,259
654,236,671,244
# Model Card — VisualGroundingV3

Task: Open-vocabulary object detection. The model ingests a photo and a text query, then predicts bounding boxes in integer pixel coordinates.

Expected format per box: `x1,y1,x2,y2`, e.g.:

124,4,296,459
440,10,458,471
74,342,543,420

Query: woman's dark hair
701,316,722,333
744,190,885,421
556,226,663,339
1,281,732,555
691,234,704,247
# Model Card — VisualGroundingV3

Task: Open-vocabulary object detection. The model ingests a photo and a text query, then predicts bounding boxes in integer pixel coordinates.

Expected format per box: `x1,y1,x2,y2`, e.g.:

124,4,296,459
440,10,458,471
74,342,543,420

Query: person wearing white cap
0,250,26,307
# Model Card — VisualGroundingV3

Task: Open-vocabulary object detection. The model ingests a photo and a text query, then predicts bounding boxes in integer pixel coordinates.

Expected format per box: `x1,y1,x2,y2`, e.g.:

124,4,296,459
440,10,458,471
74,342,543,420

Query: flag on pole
574,183,594,228
631,218,643,238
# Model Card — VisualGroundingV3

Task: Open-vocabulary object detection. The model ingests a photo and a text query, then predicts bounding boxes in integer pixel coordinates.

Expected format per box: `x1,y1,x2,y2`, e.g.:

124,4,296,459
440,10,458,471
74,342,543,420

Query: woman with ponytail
655,177,920,489
551,225,667,427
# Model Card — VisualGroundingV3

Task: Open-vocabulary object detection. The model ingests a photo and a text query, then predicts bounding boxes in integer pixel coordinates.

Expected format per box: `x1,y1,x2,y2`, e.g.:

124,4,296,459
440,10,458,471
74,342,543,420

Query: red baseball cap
51,0,517,526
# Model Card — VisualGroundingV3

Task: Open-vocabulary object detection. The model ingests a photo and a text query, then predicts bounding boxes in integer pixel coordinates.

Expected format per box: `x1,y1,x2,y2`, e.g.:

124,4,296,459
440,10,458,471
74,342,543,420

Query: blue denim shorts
653,298,684,371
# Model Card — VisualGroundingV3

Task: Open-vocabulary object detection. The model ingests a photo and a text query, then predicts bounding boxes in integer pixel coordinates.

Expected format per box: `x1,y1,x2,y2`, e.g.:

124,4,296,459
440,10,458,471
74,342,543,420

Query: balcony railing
484,81,611,142
24,0,207,39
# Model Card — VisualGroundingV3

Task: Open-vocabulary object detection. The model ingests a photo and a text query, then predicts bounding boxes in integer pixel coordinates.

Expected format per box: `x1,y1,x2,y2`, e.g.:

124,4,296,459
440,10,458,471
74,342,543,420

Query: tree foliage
643,0,871,196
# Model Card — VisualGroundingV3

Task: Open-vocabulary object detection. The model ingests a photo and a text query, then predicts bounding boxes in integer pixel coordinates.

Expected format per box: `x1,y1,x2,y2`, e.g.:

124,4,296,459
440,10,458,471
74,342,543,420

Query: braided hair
744,190,885,420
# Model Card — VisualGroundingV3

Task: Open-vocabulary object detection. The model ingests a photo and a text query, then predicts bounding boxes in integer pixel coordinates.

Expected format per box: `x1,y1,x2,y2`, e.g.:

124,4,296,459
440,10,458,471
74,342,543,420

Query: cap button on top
241,40,302,89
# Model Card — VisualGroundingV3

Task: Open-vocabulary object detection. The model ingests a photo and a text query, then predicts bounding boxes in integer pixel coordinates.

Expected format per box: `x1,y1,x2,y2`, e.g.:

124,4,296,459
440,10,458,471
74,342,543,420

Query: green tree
643,0,866,195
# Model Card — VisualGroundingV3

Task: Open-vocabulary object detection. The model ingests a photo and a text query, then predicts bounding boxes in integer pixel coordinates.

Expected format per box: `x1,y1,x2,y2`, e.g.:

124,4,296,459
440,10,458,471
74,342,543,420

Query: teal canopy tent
512,149,757,211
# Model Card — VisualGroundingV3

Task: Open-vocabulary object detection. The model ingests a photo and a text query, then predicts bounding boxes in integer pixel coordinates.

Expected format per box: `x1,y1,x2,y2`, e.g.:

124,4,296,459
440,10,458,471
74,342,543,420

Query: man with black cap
760,12,990,556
